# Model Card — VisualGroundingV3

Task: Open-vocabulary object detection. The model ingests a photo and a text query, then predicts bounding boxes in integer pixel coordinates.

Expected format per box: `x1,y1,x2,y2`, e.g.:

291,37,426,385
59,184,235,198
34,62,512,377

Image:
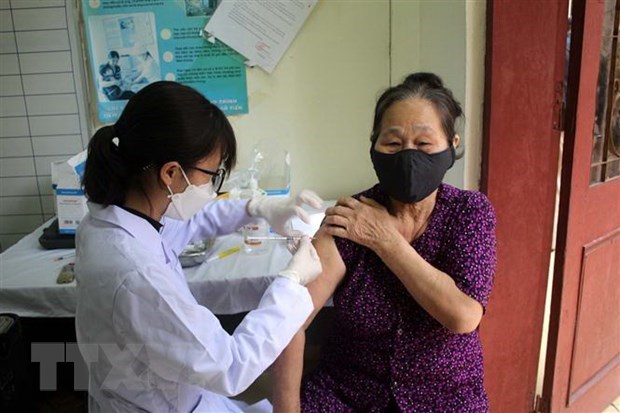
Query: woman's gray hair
370,72,464,157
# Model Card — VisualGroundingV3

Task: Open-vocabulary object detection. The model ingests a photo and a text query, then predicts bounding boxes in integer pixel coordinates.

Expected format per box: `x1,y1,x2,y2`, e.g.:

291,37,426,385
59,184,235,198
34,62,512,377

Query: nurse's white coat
75,199,313,412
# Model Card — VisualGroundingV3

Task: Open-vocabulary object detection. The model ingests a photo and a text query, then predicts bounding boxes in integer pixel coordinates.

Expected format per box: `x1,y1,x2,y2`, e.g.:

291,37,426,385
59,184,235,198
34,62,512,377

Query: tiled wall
0,0,90,250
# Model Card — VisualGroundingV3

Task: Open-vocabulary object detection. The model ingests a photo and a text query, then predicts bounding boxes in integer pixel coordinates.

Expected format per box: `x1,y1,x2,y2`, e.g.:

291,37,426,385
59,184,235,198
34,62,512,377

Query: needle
245,236,315,242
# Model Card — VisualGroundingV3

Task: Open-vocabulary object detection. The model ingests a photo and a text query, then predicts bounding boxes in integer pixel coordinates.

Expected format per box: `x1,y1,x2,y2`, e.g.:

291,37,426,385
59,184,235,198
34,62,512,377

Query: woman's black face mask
370,146,455,203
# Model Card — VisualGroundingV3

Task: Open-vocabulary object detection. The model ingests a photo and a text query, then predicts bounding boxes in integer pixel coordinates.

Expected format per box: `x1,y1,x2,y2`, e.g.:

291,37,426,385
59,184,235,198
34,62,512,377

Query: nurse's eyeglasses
189,166,226,193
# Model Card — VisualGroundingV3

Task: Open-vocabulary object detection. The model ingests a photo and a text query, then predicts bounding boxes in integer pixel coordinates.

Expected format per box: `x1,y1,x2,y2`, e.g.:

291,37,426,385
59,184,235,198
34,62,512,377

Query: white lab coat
75,199,313,412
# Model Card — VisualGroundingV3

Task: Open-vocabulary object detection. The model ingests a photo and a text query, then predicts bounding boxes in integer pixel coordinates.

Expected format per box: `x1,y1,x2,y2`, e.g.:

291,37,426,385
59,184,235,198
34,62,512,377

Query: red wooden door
480,1,569,411
542,0,620,412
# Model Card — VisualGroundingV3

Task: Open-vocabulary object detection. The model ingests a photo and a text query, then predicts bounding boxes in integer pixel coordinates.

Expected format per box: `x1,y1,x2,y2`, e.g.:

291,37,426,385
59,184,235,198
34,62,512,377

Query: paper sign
205,0,317,74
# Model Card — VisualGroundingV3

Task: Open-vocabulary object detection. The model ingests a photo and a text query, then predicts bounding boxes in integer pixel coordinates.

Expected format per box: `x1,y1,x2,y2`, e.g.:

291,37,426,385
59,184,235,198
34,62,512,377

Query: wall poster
80,0,248,124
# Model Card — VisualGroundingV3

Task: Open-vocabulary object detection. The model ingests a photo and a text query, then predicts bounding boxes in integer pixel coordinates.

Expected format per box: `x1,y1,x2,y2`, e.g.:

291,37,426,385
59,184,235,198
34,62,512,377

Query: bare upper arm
302,226,346,330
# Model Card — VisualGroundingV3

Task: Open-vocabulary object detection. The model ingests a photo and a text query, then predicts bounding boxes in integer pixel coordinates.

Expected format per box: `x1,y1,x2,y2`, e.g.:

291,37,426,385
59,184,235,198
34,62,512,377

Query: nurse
75,81,323,412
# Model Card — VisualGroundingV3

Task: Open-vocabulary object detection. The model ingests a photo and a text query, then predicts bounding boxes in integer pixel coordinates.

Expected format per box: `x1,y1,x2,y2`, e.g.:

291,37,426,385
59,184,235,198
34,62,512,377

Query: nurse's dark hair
370,72,463,150
83,81,236,205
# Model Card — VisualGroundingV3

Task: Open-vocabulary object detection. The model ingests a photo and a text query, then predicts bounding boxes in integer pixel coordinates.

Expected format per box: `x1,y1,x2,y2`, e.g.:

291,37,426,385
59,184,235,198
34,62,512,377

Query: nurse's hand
278,237,322,285
247,190,324,235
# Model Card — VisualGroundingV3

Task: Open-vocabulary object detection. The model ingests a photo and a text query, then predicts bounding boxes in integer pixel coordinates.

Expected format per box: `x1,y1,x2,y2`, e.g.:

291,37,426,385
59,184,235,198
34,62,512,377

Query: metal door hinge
533,394,549,413
552,81,565,131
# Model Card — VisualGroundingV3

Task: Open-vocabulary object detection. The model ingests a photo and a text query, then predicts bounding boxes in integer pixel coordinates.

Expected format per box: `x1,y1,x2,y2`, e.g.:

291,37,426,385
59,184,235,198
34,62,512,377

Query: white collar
87,202,164,257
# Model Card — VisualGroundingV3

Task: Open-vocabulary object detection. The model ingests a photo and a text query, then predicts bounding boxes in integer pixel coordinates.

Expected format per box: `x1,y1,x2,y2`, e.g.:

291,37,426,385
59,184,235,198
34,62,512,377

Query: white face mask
163,167,216,221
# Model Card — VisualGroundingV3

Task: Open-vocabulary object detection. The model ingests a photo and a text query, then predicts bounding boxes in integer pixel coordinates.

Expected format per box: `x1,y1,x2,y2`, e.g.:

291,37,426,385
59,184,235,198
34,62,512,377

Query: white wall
230,0,485,200
464,0,487,189
229,1,389,201
391,0,468,189
0,0,90,250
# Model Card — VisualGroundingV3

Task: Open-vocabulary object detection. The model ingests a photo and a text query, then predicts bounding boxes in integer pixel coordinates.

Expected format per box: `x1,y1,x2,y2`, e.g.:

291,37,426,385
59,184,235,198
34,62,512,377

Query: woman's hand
322,196,400,251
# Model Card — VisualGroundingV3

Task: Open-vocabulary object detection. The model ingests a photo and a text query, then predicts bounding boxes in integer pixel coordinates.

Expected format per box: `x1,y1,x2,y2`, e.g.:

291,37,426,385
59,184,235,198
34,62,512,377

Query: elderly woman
272,72,497,413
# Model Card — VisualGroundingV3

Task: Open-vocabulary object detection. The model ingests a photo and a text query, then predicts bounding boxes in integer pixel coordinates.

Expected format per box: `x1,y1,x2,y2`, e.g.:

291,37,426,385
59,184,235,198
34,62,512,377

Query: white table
0,222,296,317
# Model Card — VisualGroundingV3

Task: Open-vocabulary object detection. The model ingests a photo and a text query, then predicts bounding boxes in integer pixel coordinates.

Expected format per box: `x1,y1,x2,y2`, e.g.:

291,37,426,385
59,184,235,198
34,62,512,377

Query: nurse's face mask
163,166,216,221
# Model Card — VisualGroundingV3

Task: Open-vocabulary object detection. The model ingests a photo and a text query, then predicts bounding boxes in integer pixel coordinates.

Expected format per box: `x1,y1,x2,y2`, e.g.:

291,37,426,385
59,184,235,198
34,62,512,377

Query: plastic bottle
252,143,291,197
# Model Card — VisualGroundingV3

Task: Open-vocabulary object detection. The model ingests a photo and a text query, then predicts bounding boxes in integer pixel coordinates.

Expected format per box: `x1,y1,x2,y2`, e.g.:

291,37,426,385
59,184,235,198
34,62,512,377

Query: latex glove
285,230,305,254
278,237,322,285
247,190,324,235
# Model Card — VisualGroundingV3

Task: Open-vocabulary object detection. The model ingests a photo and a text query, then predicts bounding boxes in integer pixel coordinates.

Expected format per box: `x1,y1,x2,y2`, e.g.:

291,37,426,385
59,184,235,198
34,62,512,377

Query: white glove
278,237,322,285
247,189,323,235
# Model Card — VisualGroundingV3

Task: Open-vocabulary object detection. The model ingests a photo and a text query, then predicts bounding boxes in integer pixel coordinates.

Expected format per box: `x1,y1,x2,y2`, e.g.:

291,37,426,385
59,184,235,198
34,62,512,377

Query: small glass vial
243,218,269,255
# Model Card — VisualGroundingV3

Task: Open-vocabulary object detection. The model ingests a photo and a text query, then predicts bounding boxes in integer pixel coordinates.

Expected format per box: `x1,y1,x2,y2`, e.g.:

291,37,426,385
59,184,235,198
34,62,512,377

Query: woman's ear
159,161,180,187
452,134,461,148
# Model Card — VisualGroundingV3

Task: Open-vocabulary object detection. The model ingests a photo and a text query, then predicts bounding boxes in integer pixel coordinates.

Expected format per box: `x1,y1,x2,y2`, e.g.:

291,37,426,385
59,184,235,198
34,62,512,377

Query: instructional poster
81,0,248,123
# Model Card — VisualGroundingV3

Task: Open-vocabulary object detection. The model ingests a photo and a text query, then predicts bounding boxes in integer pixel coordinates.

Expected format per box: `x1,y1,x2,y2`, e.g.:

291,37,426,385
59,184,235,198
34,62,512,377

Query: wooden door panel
567,230,620,406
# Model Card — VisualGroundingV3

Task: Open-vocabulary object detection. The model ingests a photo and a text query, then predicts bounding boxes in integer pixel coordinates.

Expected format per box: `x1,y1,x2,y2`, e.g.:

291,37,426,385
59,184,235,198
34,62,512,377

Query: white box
51,151,87,234
55,188,87,233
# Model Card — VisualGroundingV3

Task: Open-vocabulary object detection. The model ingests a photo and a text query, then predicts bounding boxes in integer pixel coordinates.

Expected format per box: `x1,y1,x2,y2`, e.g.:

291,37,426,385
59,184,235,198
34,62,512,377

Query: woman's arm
272,227,346,412
374,236,483,333
271,330,305,412
323,195,495,334
132,69,147,84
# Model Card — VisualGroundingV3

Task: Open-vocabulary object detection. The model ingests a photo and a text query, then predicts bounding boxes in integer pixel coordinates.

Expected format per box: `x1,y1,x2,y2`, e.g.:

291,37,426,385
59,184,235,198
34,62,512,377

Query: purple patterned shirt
301,184,497,413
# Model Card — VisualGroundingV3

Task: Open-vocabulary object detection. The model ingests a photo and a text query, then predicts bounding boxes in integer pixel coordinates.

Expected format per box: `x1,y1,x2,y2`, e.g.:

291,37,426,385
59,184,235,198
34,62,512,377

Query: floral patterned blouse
301,183,497,412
